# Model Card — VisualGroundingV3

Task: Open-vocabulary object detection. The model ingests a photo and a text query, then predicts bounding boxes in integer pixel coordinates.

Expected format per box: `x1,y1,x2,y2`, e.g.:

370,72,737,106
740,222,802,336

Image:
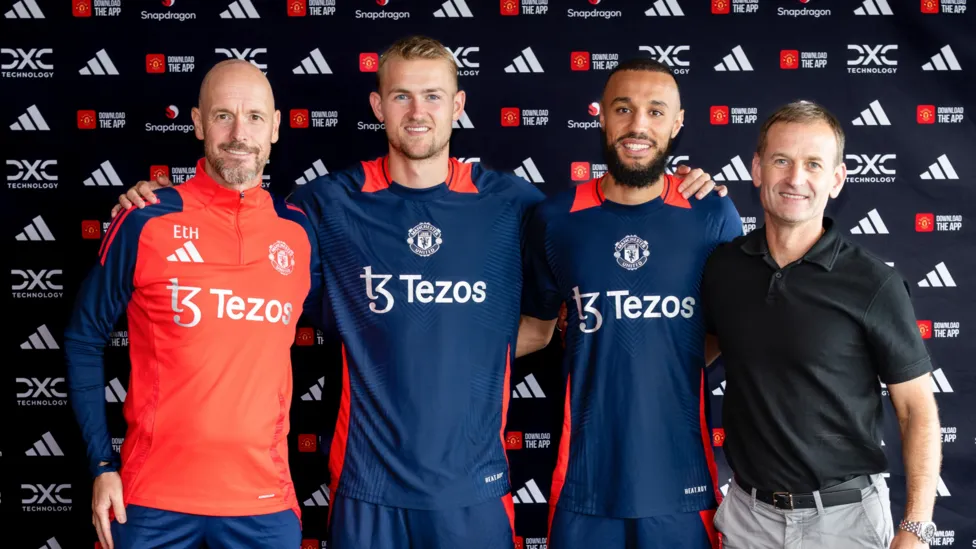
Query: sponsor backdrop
2,0,974,547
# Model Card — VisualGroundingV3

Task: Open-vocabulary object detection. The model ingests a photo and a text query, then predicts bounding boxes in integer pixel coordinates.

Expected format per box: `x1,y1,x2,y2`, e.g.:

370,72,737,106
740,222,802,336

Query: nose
229,115,248,142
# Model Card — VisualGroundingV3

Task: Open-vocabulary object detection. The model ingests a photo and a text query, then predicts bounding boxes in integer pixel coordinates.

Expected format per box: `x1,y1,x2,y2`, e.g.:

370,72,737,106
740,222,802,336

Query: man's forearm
899,401,942,521
516,315,556,358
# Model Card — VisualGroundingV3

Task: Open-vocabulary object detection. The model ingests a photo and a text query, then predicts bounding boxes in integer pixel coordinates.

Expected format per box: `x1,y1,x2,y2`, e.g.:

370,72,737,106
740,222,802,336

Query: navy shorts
109,504,301,549
547,507,719,549
329,492,516,549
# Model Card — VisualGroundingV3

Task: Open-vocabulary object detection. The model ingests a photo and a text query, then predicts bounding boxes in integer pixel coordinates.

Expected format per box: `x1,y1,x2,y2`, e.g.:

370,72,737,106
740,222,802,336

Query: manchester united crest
268,240,295,275
614,235,649,270
407,222,442,257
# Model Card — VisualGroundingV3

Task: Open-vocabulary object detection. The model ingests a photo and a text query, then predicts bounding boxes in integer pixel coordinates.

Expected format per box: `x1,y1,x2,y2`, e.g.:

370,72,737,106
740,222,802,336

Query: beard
602,129,673,189
389,120,450,161
207,139,265,185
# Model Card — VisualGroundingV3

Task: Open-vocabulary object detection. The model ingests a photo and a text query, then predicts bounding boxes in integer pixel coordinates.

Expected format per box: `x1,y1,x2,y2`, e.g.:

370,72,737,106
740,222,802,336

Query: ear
369,91,384,122
751,152,762,189
829,161,847,199
598,102,606,130
672,108,684,138
453,89,466,121
191,107,204,141
270,109,281,144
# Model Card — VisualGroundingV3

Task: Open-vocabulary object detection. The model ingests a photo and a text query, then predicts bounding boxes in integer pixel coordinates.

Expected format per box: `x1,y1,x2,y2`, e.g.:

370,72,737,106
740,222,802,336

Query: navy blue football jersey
522,176,742,518
289,156,544,510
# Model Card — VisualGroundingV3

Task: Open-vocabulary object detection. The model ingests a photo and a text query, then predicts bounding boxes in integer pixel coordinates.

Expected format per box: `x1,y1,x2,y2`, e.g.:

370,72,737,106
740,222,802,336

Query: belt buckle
772,492,794,510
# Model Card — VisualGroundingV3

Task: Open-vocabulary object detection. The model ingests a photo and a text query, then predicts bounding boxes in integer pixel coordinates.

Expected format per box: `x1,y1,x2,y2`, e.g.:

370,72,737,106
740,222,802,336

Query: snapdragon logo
777,6,830,17
572,286,696,333
360,266,486,314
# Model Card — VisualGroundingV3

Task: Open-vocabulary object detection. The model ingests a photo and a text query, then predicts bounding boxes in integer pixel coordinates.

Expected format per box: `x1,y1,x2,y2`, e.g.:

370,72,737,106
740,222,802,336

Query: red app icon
77,110,97,129
712,428,726,446
505,431,523,450
780,50,799,70
501,107,520,127
146,54,166,73
296,327,314,346
916,213,935,232
712,0,730,14
74,0,92,17
917,105,936,124
82,220,102,240
301,540,318,549
298,434,317,452
288,0,307,16
290,109,309,128
921,0,939,13
917,320,933,339
571,162,591,181
150,165,170,181
570,51,590,71
360,53,379,72
500,0,519,15
710,106,730,125
514,536,524,549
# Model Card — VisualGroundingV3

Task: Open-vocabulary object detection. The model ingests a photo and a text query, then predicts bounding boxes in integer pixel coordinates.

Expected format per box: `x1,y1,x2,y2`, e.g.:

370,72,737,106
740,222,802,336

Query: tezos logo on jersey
16,377,67,406
1,48,53,78
167,278,294,328
288,0,337,17
11,269,62,298
847,45,897,74
780,49,827,70
917,105,964,124
360,267,487,314
447,46,479,76
916,213,963,232
614,235,649,270
572,286,696,333
268,241,295,275
146,105,193,133
145,53,195,74
6,160,57,190
501,0,549,15
21,484,71,512
142,0,196,21
356,0,410,20
568,0,622,18
215,48,267,72
73,0,121,17
845,154,896,183
639,45,690,74
407,222,442,257
712,0,758,14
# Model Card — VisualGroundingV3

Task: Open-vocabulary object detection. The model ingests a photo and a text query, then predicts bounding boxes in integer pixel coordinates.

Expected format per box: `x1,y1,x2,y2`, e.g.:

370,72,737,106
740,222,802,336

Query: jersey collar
182,157,271,210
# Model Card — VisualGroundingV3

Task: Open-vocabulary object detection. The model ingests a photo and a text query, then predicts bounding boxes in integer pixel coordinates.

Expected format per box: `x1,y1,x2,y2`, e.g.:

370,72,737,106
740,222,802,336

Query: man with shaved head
64,59,320,549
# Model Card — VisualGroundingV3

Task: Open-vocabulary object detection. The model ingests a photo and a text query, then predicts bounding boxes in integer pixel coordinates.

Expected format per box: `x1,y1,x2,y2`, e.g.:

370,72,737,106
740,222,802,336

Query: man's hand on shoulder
674,164,727,200
110,175,173,218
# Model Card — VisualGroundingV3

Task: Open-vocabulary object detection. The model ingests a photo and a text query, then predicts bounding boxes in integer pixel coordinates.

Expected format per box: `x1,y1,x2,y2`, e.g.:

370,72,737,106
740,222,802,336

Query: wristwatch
899,519,937,543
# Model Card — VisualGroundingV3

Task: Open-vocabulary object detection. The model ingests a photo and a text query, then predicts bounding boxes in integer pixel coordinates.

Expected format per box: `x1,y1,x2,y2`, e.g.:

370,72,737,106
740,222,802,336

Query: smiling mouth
404,125,430,134
224,149,253,156
779,192,808,200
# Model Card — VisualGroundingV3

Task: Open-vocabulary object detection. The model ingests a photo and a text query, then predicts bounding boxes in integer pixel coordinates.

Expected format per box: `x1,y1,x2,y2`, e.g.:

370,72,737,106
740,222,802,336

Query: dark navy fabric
109,505,301,549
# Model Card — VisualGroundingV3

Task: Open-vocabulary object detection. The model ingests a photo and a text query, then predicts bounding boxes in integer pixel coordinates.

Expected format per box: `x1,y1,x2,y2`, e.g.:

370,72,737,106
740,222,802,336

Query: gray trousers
713,475,894,549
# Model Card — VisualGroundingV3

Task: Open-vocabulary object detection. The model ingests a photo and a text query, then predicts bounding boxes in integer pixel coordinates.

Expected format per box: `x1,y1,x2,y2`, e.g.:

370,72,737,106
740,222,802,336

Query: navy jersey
289,156,544,511
522,176,742,519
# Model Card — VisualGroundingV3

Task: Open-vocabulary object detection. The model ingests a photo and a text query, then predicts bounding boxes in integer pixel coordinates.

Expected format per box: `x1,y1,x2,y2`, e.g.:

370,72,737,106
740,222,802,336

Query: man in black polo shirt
702,101,942,549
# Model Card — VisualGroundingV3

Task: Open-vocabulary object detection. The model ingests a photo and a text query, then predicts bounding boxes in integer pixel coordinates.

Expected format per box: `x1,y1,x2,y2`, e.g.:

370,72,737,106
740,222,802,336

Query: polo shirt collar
740,217,841,271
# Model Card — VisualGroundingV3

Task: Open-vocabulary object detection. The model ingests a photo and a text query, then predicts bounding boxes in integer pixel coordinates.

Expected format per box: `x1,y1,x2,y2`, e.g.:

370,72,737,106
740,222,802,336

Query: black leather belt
733,475,872,510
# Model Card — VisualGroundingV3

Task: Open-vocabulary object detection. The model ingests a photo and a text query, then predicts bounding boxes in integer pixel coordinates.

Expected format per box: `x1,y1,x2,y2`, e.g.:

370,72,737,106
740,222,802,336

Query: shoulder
835,235,904,289
705,231,751,267
272,195,315,234
116,187,184,234
287,162,367,205
685,186,741,220
471,163,546,208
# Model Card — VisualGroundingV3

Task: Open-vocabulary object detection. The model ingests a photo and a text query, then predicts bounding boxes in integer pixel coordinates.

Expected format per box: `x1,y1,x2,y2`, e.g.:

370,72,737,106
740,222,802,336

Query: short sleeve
701,250,721,336
864,273,933,384
520,205,561,320
715,196,744,246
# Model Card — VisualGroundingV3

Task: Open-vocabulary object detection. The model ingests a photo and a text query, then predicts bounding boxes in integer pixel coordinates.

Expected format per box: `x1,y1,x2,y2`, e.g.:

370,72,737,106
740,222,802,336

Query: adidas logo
918,262,956,288
712,381,726,396
301,377,325,400
5,0,44,18
15,215,54,241
645,0,684,16
504,47,544,73
434,0,473,17
167,241,204,263
452,111,474,129
920,154,958,180
26,431,63,456
713,46,753,72
38,538,62,549
9,104,49,131
930,368,954,393
458,157,480,163
937,476,951,497
512,373,546,398
79,49,119,76
293,48,332,75
720,478,731,496
854,0,893,15
105,377,127,403
851,100,890,126
712,155,751,181
21,324,59,350
849,209,889,235
295,159,329,185
514,158,544,183
922,45,961,71
220,0,260,18
83,160,124,187
511,479,547,503
303,484,330,507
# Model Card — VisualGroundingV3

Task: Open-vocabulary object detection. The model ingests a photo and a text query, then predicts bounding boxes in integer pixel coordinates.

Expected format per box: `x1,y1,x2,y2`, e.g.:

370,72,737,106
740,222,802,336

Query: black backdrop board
3,1,975,547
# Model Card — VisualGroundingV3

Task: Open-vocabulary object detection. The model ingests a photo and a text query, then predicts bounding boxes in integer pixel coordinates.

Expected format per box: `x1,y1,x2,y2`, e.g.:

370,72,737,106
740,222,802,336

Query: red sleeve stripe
285,203,306,215
99,207,136,266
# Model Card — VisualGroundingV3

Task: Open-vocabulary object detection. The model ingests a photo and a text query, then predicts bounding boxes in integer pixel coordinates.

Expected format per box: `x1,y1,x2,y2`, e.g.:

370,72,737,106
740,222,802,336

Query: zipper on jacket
237,191,244,264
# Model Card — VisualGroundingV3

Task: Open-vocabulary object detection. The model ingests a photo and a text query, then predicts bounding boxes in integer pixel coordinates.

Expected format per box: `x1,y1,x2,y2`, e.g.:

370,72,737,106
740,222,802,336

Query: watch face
921,523,937,539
